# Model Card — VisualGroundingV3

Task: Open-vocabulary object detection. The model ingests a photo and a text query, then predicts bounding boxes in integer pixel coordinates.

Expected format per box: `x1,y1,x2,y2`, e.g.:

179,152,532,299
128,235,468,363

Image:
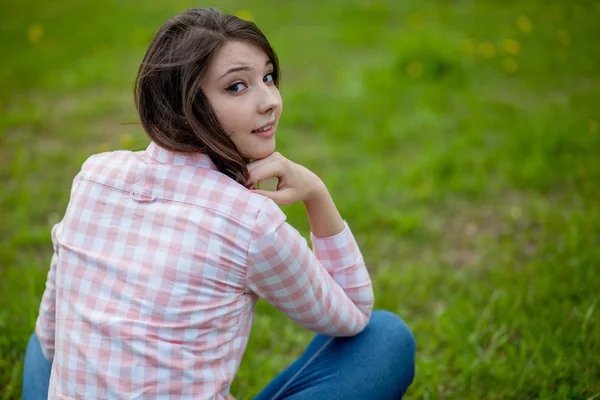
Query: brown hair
134,8,280,186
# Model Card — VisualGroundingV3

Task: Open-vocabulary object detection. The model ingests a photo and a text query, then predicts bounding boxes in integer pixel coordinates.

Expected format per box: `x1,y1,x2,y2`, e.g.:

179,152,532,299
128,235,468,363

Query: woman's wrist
305,178,327,202
304,184,345,238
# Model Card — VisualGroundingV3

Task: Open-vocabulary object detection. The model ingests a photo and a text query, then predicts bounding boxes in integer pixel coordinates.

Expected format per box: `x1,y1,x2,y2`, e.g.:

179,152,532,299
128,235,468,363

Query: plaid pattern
35,142,374,399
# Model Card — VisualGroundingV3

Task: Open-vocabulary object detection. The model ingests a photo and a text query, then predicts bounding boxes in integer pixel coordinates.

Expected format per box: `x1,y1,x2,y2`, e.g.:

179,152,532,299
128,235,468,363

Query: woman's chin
246,142,276,160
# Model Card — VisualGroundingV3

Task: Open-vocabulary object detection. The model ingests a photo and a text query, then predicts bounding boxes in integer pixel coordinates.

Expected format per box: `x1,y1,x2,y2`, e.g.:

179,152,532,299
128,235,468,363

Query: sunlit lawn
1,1,599,399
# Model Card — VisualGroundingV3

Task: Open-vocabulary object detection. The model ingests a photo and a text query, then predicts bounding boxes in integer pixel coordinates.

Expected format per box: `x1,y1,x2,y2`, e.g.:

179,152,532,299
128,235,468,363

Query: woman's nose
258,85,280,114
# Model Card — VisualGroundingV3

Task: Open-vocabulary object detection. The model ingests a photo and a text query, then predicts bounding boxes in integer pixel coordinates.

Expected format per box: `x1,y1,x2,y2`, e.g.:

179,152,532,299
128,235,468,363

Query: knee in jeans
368,310,416,356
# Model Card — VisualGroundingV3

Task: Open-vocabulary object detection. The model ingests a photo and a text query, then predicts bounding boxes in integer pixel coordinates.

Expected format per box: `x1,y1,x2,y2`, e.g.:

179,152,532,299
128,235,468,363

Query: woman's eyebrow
220,65,251,79
219,60,273,79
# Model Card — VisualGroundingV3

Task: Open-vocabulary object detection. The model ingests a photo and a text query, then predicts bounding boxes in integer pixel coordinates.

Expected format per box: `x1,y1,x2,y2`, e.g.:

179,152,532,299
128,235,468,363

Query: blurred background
1,0,599,398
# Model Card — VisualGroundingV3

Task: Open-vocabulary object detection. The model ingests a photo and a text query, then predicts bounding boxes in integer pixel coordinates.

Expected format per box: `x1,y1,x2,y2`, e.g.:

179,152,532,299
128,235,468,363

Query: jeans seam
271,336,334,400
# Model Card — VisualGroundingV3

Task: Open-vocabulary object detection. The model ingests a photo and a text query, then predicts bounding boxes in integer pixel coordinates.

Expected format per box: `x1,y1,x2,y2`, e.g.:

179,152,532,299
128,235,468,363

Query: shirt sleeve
35,221,61,361
245,199,374,337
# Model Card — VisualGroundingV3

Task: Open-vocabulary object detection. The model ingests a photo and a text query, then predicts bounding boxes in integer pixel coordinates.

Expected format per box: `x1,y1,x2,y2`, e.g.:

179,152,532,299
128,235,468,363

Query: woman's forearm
304,185,346,238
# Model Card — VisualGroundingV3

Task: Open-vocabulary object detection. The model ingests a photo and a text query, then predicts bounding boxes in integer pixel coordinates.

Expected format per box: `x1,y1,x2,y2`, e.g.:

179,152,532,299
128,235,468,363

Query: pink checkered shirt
35,142,374,399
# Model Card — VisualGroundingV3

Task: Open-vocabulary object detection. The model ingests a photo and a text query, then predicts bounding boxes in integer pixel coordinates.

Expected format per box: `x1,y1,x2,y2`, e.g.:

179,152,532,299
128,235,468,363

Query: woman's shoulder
80,149,136,173
76,149,140,188
195,176,286,229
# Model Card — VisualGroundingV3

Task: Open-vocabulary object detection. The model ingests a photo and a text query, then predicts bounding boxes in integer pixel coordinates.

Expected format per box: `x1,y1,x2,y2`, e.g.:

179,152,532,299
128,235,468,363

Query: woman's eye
264,73,275,83
227,82,247,93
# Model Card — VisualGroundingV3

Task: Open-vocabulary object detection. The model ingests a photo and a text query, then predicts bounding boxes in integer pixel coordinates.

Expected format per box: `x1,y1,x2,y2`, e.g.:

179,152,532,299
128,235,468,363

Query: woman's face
201,40,282,160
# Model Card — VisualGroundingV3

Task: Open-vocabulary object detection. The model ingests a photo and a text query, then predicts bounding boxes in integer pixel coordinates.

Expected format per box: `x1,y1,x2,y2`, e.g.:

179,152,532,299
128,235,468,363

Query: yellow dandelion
517,16,532,33
590,119,599,134
119,133,134,149
28,24,44,44
503,58,519,74
477,42,496,59
557,30,571,46
503,39,521,55
235,10,254,22
460,39,476,55
405,61,423,79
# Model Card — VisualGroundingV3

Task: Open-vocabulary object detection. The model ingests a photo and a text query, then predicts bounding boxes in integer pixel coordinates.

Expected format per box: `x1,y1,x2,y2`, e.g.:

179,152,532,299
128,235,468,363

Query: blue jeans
23,310,415,399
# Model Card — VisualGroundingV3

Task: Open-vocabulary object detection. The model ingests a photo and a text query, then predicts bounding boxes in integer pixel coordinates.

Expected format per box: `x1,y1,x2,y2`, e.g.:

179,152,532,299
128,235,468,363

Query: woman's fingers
247,152,283,172
248,158,288,185
247,152,314,205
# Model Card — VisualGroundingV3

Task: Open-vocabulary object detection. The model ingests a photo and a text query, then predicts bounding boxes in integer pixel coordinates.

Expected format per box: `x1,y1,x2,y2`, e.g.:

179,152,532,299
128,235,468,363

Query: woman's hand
249,152,345,237
247,152,326,205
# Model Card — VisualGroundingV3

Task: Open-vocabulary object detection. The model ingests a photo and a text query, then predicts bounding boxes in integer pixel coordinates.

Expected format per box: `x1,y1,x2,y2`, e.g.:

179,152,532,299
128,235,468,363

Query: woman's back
41,143,267,398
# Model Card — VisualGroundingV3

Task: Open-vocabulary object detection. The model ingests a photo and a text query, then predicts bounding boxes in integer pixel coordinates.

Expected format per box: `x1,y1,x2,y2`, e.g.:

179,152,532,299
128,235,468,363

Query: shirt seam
242,197,270,293
77,175,257,229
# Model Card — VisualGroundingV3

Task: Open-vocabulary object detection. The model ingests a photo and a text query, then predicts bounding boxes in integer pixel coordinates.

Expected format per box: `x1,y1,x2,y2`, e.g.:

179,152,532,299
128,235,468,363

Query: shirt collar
145,142,218,170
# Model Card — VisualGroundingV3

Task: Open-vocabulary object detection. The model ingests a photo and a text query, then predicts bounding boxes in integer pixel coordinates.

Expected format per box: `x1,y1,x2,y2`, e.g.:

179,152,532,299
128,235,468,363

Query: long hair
134,8,280,186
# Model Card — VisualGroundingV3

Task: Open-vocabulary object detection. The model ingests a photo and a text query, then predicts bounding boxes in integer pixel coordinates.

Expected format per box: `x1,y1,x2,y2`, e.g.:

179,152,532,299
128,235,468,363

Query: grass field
1,0,599,398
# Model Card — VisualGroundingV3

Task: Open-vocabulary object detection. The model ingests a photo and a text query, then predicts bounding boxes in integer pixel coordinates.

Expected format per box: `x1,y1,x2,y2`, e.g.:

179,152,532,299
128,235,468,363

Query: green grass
1,0,599,398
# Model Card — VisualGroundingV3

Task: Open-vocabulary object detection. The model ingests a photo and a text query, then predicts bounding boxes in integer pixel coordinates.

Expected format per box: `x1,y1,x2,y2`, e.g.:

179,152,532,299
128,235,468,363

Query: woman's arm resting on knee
246,153,374,336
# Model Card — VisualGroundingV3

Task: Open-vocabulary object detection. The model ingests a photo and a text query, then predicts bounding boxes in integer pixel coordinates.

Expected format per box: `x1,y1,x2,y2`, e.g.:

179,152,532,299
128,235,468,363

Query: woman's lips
251,124,275,138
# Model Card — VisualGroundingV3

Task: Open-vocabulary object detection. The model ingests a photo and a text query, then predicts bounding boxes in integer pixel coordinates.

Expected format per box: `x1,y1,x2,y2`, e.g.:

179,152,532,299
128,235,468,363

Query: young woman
23,8,416,399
